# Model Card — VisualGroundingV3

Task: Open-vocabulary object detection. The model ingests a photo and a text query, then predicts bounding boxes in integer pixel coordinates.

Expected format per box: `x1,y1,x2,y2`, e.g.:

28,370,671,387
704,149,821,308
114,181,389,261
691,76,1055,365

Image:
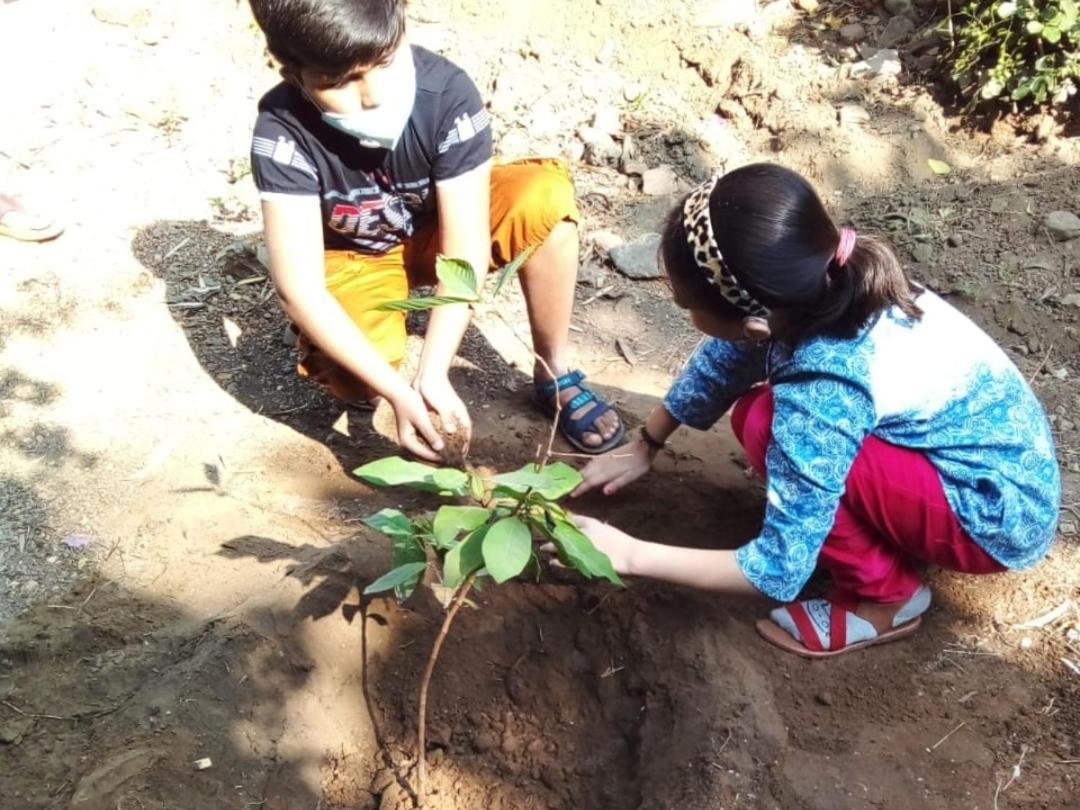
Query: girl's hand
389,388,445,463
571,514,639,576
572,433,656,497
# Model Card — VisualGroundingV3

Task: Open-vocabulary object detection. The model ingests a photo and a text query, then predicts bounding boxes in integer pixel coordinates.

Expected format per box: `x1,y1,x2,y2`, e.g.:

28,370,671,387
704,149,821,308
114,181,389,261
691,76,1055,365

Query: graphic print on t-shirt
249,46,493,255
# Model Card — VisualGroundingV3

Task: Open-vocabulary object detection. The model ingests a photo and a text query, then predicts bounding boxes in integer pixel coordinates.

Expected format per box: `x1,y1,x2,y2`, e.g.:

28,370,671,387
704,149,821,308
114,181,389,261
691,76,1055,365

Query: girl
572,163,1061,657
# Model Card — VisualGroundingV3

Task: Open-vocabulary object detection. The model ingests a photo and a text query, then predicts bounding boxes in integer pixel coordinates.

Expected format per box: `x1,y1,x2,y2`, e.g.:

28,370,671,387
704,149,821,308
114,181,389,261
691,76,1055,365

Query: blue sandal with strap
534,369,625,455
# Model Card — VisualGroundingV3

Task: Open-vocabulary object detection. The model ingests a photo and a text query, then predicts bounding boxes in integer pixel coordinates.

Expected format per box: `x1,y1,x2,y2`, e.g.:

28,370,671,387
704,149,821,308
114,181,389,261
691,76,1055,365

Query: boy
247,0,623,460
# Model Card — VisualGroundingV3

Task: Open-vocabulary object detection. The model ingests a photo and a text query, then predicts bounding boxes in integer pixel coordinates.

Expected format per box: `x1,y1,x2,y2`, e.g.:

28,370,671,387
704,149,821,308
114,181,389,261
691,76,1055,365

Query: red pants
730,386,1004,604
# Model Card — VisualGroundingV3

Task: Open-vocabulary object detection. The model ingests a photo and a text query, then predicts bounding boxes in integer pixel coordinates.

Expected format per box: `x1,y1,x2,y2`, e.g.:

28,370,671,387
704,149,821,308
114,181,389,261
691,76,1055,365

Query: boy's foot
756,585,931,658
0,194,64,242
534,368,624,454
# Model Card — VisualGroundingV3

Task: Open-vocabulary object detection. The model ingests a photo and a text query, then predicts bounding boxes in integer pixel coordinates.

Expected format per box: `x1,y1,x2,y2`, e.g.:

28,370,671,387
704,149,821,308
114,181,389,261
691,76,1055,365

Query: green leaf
362,508,415,538
927,158,952,175
492,462,584,501
443,524,488,589
997,1,1017,19
541,516,623,586
374,295,477,312
490,245,536,299
435,255,480,299
1026,19,1043,34
354,456,469,496
481,517,533,583
433,505,490,549
1041,25,1061,43
364,562,428,596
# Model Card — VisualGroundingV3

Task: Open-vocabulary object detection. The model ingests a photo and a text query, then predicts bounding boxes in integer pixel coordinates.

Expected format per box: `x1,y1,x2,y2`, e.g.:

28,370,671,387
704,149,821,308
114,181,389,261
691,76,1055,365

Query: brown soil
1,1,1078,809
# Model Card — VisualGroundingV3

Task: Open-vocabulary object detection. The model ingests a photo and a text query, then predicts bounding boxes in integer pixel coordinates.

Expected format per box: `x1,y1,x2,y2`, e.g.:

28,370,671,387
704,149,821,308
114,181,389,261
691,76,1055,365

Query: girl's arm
573,516,759,595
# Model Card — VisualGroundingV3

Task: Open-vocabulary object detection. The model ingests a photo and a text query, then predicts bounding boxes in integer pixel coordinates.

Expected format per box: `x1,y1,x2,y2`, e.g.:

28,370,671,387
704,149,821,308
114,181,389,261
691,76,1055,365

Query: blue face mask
318,47,417,151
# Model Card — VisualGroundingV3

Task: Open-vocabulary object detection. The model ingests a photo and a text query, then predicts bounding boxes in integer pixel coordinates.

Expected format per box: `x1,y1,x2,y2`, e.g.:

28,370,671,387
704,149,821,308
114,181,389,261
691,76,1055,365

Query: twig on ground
927,721,966,752
1014,599,1074,629
417,572,477,806
1028,344,1054,383
549,450,632,460
993,745,1030,810
2,699,124,722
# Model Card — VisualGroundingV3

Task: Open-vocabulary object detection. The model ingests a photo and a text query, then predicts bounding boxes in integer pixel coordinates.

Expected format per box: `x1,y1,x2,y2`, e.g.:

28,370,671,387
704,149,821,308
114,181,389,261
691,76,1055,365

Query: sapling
356,247,622,805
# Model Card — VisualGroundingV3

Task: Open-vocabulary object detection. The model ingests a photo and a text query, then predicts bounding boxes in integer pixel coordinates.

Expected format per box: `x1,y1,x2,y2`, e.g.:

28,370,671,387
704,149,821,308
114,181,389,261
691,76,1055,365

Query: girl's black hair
249,0,407,77
661,163,923,340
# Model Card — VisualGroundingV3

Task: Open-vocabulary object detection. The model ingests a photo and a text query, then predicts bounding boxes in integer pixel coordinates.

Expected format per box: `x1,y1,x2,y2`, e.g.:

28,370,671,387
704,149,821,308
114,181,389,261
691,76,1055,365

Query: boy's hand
389,388,446,463
572,434,656,497
416,374,473,453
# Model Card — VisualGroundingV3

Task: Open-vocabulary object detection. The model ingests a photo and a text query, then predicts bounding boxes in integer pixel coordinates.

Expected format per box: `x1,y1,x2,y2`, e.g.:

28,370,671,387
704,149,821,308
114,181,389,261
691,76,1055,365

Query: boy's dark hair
249,0,407,76
661,163,922,340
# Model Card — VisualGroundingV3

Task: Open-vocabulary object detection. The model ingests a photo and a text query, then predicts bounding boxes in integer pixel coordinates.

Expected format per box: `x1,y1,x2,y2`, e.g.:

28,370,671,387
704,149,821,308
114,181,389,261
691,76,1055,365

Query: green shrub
947,0,1078,112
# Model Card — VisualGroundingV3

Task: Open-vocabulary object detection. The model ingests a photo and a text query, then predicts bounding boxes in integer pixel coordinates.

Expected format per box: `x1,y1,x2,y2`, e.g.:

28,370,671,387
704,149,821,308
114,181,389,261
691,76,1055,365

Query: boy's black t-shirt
250,46,492,254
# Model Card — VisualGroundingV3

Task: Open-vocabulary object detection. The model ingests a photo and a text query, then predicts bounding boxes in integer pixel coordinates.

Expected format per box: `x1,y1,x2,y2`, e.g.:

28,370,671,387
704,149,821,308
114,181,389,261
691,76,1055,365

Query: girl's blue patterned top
663,291,1061,601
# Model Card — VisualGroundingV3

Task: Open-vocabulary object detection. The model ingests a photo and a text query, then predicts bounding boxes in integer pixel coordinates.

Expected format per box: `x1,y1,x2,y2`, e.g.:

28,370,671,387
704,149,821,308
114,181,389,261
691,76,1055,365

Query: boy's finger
401,425,442,462
416,414,445,452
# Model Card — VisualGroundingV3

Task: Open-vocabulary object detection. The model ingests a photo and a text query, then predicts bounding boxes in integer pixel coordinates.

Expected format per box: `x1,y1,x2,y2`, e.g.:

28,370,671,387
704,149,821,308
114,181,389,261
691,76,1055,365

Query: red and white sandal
756,585,931,658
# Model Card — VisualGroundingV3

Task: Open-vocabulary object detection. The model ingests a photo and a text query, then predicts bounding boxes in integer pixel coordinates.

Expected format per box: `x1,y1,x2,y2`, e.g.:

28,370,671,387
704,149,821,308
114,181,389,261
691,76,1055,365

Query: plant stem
416,572,477,805
532,353,562,468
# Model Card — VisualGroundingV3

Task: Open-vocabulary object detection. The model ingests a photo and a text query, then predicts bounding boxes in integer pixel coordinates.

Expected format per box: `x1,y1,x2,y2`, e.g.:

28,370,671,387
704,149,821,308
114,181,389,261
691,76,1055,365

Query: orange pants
297,158,580,401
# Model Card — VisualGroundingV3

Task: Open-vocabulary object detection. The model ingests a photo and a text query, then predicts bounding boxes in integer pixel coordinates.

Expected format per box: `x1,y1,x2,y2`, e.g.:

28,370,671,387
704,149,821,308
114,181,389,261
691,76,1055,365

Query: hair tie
835,227,857,268
683,177,770,319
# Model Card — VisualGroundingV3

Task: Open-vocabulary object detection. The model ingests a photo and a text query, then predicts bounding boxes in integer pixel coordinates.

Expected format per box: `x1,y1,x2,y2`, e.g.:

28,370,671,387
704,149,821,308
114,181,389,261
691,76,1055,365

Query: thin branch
1028,343,1053,383
532,353,562,468
417,572,477,806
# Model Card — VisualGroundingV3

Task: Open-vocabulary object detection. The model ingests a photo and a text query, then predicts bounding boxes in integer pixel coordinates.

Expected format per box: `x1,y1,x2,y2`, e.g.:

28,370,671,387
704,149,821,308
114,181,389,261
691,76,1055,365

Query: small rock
641,165,679,196
1044,211,1080,242
192,757,212,771
947,233,963,248
281,325,298,348
1060,520,1078,536
911,243,934,263
591,105,621,136
0,717,32,745
879,16,916,48
471,728,499,753
621,160,649,177
1019,636,1033,650
885,0,914,15
23,580,39,593
1059,417,1076,431
852,49,902,79
815,691,834,706
578,127,620,167
838,103,871,127
609,233,663,279
591,229,624,252
1059,293,1080,308
428,722,452,748
839,23,867,44
794,0,819,11
1051,367,1070,381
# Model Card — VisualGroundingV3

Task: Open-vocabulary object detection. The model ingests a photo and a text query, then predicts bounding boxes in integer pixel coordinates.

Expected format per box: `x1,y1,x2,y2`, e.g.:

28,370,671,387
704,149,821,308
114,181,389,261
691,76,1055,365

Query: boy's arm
261,195,444,460
413,159,494,436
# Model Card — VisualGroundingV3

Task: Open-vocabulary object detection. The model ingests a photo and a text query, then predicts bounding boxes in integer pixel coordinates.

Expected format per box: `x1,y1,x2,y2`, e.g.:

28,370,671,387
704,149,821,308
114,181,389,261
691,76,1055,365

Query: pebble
1019,636,1033,650
591,105,621,136
815,691,834,706
851,49,902,79
879,16,916,48
838,103,871,127
794,0,819,11
1060,293,1080,308
610,233,663,279
641,165,679,196
1051,367,1070,381
947,233,963,247
839,23,867,44
591,229,624,252
1044,210,1080,241
885,0,914,15
911,243,934,263
578,126,620,166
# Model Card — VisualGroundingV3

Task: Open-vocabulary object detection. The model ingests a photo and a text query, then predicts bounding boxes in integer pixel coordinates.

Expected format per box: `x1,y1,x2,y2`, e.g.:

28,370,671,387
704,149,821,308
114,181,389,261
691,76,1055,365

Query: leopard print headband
683,177,770,319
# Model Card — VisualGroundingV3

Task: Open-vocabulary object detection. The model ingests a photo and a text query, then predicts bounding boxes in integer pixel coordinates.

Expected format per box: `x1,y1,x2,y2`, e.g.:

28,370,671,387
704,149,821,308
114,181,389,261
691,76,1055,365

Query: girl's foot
534,367,624,454
756,585,931,658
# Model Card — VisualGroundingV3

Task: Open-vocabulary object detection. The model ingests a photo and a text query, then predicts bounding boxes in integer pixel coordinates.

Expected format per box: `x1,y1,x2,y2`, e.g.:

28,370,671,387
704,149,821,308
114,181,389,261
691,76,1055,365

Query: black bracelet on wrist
639,425,666,451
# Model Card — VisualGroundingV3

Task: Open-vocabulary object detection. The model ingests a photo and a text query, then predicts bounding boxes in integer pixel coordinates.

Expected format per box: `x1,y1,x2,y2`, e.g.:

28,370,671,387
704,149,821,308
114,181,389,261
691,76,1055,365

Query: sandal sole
755,615,922,659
